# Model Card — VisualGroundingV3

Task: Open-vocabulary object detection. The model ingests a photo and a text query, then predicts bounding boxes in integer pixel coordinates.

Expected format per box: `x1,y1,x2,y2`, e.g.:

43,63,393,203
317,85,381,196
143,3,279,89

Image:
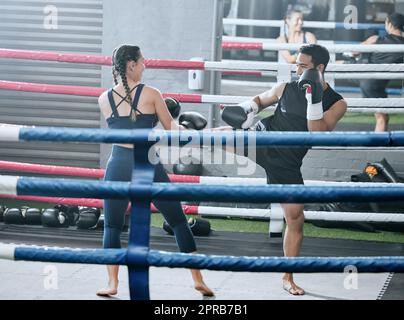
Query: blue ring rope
334,22,385,31
148,251,404,273
13,247,404,273
18,128,404,147
15,247,128,264
336,86,403,96
17,178,404,203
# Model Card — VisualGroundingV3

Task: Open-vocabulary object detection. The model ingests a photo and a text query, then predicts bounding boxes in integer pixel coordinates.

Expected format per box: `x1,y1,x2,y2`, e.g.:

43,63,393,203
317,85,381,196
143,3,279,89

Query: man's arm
362,35,379,45
348,35,379,58
308,99,347,132
255,82,286,111
221,83,286,129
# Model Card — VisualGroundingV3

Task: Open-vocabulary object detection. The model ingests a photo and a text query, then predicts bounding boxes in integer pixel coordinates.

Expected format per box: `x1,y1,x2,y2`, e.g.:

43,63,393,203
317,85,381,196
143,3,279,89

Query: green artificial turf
151,213,404,244
340,113,404,124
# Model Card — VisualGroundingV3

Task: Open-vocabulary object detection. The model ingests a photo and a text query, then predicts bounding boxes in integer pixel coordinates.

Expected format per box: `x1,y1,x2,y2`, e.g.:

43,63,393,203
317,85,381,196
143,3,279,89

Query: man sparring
222,44,347,295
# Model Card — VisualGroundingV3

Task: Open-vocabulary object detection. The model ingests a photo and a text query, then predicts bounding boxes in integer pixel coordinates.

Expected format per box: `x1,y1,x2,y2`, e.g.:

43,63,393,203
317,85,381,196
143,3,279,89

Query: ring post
269,202,284,238
127,133,155,300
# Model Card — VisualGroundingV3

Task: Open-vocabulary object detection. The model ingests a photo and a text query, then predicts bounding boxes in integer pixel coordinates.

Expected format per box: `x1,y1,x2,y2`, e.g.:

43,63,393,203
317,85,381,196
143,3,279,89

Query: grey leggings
103,145,196,253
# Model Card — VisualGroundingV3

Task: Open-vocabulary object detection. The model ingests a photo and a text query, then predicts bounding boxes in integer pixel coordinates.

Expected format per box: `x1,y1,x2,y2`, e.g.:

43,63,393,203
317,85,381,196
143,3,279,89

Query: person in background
357,13,404,132
277,7,317,64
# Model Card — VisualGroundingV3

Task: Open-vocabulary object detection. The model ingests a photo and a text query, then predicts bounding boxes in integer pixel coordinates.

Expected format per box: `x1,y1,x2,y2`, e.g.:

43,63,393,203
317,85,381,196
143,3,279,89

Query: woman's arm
152,88,183,130
277,35,298,64
98,91,110,120
306,32,317,44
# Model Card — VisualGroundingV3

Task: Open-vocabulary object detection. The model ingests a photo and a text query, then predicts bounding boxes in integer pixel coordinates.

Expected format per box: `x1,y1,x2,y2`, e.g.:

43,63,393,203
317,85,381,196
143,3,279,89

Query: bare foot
282,279,305,296
195,282,215,297
96,282,118,297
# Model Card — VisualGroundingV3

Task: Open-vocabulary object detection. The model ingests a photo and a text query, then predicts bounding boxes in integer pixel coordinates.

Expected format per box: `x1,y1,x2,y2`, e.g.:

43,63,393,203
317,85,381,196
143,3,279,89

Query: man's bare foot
96,282,118,297
282,279,305,296
194,282,215,297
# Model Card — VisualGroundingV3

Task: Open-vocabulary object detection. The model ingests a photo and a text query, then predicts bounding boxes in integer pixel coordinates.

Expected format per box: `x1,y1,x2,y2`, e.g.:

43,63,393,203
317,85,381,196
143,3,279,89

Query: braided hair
111,45,141,105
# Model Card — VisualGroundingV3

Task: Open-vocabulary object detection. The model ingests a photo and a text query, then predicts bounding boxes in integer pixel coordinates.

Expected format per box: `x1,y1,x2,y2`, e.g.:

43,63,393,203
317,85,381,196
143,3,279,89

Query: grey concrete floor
0,259,390,300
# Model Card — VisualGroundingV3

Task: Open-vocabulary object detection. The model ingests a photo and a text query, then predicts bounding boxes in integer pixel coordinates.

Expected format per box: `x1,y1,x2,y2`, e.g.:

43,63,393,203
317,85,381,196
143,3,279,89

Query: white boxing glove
239,100,259,129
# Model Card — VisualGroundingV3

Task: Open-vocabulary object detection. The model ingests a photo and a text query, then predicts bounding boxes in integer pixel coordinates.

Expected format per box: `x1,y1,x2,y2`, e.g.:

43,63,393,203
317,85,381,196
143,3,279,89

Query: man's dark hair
298,44,330,71
387,12,404,32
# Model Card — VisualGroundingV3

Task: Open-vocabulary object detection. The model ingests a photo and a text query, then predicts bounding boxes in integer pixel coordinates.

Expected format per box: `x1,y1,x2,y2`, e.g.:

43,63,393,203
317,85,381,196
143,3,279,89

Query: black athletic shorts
247,146,304,185
360,79,389,98
264,164,304,185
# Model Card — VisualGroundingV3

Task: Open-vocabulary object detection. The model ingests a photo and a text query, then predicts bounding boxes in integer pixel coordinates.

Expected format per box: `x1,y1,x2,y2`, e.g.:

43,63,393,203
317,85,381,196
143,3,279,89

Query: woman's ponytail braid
111,44,142,107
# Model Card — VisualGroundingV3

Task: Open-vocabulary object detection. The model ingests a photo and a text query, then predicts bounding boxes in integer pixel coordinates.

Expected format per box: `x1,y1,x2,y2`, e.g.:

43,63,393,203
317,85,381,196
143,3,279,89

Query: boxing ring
1,44,404,299
1,47,403,236
1,128,404,300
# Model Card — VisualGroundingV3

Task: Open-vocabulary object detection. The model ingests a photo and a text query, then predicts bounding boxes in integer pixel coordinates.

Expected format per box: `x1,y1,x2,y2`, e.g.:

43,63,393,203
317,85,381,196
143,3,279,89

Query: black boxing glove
179,111,207,130
298,68,324,120
164,97,181,119
221,100,259,129
76,207,101,229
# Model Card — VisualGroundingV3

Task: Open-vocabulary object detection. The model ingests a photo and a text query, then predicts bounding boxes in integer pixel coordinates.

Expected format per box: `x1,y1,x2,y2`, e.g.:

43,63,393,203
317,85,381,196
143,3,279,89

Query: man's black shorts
246,146,304,185
264,164,304,185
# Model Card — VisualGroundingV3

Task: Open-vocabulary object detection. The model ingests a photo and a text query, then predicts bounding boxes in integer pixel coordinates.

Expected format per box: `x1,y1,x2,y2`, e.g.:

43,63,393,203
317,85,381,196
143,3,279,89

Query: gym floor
0,223,403,300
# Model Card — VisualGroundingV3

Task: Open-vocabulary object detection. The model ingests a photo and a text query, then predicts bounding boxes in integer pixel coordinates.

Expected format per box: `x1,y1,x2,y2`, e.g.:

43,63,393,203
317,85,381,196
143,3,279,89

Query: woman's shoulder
305,32,317,43
98,90,113,116
98,89,110,104
142,85,163,97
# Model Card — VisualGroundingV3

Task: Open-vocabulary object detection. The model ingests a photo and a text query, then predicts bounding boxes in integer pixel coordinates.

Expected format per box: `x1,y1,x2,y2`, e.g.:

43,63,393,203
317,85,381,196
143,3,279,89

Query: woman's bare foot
282,279,305,296
190,268,214,296
194,281,215,297
96,281,118,297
